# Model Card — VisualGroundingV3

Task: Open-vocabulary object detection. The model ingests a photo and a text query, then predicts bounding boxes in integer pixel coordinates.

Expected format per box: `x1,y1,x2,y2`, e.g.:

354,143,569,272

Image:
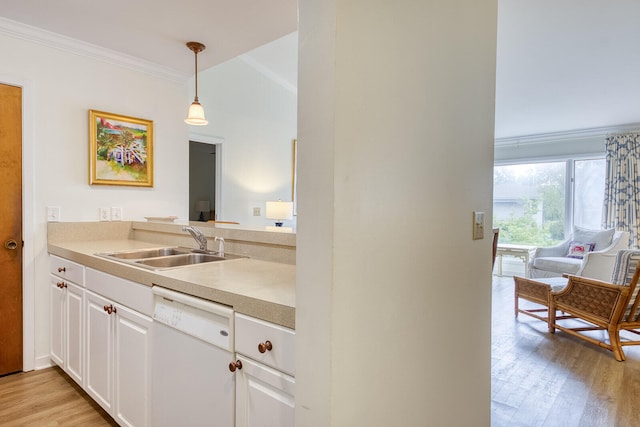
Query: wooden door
0,83,22,376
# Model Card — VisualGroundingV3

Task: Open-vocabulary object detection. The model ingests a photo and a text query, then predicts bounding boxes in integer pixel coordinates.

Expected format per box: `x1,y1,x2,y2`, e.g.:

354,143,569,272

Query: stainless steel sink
99,247,190,260
135,253,226,268
95,246,246,270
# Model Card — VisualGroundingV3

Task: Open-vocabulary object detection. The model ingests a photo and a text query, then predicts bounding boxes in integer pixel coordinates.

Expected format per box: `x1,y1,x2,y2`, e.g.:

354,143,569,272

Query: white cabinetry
233,313,296,427
85,268,152,427
49,255,85,386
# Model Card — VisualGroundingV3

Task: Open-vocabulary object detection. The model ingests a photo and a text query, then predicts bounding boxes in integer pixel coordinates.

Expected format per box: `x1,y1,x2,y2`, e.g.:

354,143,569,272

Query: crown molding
495,123,640,146
0,17,189,83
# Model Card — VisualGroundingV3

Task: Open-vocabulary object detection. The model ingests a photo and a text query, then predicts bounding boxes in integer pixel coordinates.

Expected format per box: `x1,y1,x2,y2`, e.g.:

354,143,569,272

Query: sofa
527,226,630,281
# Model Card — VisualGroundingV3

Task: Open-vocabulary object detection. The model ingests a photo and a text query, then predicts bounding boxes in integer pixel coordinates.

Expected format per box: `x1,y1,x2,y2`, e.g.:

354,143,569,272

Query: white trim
0,17,188,83
238,54,298,95
0,74,35,372
495,123,640,146
189,133,224,221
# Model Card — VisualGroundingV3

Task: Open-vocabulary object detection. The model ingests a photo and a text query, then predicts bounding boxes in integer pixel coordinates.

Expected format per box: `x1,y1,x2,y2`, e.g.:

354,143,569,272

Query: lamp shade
185,101,208,125
266,201,294,221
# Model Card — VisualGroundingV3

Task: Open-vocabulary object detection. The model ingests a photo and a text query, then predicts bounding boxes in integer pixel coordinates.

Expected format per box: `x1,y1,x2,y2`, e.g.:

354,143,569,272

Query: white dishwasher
151,286,235,427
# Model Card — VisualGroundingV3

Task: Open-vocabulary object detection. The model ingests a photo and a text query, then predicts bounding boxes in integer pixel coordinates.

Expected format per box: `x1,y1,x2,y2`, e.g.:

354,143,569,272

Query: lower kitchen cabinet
85,289,152,427
234,313,296,427
235,355,295,427
49,276,84,386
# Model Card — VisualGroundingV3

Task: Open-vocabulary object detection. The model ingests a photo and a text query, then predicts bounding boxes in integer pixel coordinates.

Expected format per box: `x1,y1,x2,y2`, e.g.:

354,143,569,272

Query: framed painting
89,110,153,187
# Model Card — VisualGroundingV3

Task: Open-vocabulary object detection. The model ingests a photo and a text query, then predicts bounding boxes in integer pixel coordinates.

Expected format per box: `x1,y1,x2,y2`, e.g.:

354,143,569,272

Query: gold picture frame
89,110,153,187
292,138,297,215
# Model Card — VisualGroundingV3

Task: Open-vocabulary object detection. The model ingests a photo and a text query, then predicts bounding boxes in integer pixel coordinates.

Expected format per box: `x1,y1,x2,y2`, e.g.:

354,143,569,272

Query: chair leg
609,327,626,362
548,301,556,333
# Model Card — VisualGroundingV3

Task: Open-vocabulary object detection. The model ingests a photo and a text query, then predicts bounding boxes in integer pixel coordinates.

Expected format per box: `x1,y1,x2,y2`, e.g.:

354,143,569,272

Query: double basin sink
96,247,246,270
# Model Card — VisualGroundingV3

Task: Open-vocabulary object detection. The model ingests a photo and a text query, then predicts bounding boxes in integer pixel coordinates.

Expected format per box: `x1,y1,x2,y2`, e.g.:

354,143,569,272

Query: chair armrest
531,239,571,258
576,252,618,281
550,275,630,324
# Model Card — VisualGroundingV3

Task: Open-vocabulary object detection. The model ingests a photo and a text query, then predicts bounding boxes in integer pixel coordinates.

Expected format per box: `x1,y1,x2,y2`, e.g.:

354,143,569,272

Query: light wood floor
492,275,640,427
0,365,117,426
1,279,639,426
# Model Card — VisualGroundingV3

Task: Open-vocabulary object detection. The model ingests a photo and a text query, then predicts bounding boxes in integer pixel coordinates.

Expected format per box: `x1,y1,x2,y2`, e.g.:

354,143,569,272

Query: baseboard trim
34,355,53,371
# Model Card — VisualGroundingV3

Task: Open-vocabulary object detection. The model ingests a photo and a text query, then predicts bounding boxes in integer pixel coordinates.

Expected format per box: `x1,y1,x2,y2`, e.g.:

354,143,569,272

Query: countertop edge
48,241,296,329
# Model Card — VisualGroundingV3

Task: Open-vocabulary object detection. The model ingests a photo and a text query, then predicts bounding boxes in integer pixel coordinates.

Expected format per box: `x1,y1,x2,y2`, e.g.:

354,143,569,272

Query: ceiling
2,1,639,140
0,0,298,75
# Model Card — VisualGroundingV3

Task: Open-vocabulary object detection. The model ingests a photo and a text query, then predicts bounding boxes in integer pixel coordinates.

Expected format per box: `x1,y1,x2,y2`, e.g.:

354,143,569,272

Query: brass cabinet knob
258,340,273,353
58,267,66,273
103,304,117,315
228,360,243,372
56,282,67,289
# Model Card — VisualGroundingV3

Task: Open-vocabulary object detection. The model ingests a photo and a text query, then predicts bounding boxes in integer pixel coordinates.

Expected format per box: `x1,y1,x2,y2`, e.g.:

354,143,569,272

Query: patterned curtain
603,132,640,248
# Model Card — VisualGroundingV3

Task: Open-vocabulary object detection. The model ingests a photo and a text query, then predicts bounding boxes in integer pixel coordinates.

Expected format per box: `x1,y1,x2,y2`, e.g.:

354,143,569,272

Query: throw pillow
573,226,615,251
567,241,595,259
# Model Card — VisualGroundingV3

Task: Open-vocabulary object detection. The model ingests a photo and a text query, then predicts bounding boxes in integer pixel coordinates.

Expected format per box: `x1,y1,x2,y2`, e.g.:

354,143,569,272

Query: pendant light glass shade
185,41,208,126
185,100,208,125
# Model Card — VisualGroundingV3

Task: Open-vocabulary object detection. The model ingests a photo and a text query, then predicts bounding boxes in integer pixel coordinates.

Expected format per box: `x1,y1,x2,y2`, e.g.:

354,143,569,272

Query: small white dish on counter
144,216,178,223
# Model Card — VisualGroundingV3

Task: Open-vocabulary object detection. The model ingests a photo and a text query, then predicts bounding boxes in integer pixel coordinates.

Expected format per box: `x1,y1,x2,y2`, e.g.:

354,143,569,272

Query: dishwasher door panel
151,321,234,427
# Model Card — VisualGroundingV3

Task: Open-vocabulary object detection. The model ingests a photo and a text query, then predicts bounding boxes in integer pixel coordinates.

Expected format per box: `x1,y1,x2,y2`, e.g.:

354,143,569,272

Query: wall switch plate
111,207,123,221
253,207,261,216
99,207,111,221
47,206,61,222
473,211,484,240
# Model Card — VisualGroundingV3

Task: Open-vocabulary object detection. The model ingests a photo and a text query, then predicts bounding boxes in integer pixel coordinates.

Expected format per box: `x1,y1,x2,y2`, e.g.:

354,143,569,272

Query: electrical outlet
111,207,123,221
99,207,111,221
47,206,61,222
253,207,261,216
473,211,484,240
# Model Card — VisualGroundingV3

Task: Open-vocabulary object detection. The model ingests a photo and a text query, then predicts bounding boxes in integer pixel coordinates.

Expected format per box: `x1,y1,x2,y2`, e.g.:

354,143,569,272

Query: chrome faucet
215,237,225,257
182,225,207,251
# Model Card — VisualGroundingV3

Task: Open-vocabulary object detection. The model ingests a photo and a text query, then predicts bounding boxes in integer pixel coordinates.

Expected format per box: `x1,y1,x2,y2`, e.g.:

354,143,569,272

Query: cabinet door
85,290,113,414
114,304,152,427
49,276,65,367
65,282,84,386
235,356,295,427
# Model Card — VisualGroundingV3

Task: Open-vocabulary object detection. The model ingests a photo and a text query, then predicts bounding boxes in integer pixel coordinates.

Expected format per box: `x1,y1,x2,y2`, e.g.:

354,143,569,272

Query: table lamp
265,201,293,227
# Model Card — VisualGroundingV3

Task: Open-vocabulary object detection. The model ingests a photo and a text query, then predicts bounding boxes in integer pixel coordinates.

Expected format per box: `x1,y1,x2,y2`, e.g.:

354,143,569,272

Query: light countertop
48,239,296,329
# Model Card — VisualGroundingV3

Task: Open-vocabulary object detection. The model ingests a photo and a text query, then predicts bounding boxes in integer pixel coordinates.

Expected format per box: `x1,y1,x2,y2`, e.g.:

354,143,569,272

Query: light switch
253,207,261,216
111,207,123,221
473,211,484,240
47,206,61,222
99,207,111,221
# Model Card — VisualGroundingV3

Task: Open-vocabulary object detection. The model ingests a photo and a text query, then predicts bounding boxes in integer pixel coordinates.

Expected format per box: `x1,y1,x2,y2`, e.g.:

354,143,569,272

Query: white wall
193,52,298,227
296,0,497,425
0,31,189,365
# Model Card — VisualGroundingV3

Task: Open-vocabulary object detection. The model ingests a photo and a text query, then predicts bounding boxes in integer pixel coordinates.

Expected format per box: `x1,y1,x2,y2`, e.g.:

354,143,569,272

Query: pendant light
185,41,208,126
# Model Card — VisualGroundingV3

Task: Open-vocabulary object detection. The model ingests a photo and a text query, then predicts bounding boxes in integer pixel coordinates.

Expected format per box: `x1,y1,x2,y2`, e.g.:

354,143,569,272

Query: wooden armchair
549,249,640,361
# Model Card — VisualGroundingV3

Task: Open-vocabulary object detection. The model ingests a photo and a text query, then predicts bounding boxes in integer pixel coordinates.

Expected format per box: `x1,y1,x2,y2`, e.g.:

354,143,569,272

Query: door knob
4,239,17,250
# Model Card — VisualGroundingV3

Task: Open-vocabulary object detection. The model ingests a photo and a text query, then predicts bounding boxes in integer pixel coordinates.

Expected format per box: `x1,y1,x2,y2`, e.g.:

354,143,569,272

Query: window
573,158,606,229
493,157,605,246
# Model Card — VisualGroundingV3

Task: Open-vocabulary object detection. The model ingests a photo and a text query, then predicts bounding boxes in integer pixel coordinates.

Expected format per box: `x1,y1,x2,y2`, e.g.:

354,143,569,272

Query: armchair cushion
573,226,615,251
567,241,595,259
531,256,582,274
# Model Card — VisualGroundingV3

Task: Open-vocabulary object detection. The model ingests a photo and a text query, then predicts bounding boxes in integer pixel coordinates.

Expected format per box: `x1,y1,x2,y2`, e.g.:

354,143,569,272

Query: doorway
0,83,23,376
189,141,216,221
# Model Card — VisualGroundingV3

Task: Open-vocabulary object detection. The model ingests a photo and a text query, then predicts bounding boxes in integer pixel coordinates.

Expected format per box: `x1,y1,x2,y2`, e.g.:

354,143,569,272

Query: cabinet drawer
235,313,295,376
86,268,153,317
50,255,85,286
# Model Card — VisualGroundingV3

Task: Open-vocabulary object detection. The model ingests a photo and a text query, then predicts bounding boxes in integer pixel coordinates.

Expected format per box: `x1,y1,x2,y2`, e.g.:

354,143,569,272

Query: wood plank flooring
0,366,117,426
1,278,639,426
492,275,640,427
